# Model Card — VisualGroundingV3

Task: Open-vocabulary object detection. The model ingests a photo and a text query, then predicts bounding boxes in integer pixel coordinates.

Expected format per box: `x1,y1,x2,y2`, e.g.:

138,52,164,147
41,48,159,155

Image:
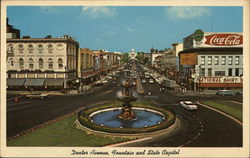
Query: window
38,44,43,53
28,44,34,53
9,58,14,67
208,68,212,76
221,56,226,65
18,45,24,53
19,58,24,69
48,45,53,53
208,56,212,65
235,56,240,65
201,56,205,65
58,58,63,69
228,69,233,76
235,68,239,76
39,58,43,69
228,56,233,65
48,58,53,69
215,56,219,65
200,68,205,77
215,71,225,76
29,58,34,69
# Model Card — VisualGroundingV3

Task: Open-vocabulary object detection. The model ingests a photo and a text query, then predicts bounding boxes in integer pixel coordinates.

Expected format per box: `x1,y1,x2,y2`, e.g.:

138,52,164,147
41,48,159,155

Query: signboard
183,29,243,49
180,53,197,65
199,77,243,83
204,34,243,46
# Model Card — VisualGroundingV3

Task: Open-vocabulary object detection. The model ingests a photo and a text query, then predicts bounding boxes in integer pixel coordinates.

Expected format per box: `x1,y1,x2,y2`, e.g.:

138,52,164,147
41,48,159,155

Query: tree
121,53,129,63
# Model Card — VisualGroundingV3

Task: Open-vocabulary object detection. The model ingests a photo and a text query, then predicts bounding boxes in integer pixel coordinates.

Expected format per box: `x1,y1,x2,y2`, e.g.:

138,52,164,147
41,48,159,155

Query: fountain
76,71,176,134
117,79,137,120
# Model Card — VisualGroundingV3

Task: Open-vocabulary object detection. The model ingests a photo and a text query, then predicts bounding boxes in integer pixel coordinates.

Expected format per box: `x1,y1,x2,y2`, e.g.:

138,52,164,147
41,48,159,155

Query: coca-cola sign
205,34,243,46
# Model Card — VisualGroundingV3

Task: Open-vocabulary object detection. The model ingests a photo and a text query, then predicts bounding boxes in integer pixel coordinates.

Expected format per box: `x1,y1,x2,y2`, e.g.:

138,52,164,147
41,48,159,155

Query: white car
149,79,154,84
179,101,198,110
26,93,48,99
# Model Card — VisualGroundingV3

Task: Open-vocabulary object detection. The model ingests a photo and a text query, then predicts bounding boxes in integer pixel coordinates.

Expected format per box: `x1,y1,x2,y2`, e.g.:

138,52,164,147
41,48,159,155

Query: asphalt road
7,71,243,147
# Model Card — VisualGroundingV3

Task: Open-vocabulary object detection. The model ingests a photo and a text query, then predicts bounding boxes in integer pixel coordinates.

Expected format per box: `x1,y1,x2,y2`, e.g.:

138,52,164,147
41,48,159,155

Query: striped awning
24,79,45,86
7,78,26,86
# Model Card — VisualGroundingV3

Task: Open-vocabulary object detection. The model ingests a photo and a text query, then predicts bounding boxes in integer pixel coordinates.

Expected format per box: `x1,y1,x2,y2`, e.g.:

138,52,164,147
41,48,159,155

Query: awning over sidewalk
44,79,64,86
24,79,45,86
7,78,26,86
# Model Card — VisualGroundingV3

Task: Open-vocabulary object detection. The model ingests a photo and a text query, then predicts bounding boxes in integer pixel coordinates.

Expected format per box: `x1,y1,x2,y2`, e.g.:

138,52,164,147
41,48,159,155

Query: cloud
81,7,117,19
165,7,211,19
126,27,134,32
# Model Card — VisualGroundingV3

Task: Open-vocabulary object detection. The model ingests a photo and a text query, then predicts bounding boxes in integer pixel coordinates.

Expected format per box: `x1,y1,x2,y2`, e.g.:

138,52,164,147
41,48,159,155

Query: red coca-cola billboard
204,34,243,46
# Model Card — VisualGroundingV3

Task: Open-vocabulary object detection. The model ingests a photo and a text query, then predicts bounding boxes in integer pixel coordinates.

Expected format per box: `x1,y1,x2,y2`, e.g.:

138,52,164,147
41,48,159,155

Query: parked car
149,79,154,84
235,91,243,95
216,90,235,96
179,101,198,110
26,92,48,99
141,79,147,84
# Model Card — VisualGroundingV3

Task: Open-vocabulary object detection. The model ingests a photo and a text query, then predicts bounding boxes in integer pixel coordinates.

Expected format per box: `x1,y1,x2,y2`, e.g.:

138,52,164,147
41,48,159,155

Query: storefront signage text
204,34,243,46
199,77,243,83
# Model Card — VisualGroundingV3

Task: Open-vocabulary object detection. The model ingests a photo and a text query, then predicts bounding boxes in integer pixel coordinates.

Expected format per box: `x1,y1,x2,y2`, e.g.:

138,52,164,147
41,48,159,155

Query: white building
7,35,79,90
129,49,137,60
179,29,243,91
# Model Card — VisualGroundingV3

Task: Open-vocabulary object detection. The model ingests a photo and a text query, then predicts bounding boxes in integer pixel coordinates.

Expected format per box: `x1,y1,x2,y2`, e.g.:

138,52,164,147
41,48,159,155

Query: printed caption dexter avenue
71,149,180,156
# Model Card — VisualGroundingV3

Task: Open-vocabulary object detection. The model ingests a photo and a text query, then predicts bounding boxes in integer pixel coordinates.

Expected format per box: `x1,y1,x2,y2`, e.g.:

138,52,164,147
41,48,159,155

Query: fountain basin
77,102,176,134
90,107,165,128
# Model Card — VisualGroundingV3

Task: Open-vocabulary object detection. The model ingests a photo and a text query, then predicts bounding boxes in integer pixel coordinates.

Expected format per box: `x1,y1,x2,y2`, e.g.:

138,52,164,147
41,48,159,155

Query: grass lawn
7,114,132,146
201,101,242,122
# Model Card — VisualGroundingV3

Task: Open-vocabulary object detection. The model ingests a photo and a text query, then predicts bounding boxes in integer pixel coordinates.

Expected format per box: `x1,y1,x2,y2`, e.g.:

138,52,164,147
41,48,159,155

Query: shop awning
24,79,45,86
7,78,26,86
45,79,64,86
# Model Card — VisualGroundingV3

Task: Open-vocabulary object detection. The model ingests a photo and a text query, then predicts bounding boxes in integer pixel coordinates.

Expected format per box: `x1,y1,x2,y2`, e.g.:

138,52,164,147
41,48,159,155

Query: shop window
235,68,239,76
208,68,212,76
228,68,233,76
215,71,225,76
200,68,205,77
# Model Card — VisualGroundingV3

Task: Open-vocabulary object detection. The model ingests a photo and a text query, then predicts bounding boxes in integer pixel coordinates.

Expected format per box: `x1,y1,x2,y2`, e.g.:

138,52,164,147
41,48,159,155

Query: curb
197,102,242,125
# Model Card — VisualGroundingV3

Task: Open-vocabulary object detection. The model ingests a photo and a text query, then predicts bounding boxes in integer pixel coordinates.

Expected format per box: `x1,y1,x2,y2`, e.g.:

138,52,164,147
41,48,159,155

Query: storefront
179,29,243,92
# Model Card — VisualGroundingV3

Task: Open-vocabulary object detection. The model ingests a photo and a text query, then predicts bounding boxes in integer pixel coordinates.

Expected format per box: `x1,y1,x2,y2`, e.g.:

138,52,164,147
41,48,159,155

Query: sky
7,6,242,53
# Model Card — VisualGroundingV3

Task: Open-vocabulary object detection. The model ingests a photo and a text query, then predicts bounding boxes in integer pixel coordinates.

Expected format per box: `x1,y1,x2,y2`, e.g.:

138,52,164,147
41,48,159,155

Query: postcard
1,0,249,157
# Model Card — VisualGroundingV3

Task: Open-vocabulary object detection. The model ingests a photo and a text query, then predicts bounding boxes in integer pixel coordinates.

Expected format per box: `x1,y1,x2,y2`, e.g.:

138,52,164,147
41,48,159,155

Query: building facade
179,29,243,92
7,35,79,90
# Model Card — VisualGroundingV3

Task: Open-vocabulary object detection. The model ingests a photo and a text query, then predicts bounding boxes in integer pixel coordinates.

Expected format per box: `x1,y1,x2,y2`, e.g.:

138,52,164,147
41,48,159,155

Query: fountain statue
117,80,137,120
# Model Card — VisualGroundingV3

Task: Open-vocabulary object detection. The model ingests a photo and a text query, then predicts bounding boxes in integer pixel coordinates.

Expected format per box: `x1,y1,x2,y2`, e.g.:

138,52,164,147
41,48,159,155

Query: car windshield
184,101,193,105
